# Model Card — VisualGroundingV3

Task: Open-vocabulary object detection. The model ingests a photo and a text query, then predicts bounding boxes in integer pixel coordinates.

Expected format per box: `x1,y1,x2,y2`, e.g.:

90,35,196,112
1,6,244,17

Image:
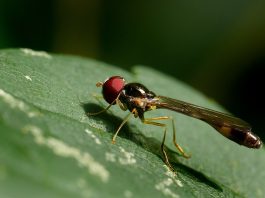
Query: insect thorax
119,83,157,118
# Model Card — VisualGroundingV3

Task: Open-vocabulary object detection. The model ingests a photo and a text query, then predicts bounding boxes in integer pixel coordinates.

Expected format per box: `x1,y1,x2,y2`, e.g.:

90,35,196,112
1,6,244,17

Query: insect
88,76,262,171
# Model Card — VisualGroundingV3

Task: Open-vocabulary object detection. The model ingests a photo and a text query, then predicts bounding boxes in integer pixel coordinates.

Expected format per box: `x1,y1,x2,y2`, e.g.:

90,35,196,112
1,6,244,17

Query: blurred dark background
0,0,264,139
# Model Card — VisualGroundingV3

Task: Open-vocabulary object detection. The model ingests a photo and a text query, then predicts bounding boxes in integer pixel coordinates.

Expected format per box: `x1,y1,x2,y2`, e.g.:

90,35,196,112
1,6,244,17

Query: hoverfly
88,76,262,171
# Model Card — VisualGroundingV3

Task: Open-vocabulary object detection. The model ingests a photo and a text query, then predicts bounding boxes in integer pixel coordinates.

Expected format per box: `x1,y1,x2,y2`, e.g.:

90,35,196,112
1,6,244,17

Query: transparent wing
149,96,261,148
155,95,251,130
134,96,262,148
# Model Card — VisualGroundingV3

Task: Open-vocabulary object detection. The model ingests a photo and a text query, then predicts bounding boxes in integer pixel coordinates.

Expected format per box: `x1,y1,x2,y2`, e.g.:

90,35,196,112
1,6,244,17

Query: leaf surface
0,49,264,198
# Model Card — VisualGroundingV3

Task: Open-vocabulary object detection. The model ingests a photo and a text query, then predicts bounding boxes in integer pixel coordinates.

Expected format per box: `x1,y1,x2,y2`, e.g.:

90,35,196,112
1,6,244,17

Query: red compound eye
102,76,125,104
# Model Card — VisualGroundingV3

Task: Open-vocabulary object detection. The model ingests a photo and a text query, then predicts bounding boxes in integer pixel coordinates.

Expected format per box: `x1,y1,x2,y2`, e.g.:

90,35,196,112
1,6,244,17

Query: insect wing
156,96,250,129
152,96,261,148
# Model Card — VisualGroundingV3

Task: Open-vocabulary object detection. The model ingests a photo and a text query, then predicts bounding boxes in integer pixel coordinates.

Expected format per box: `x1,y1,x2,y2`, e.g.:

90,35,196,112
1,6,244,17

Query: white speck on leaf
79,115,87,123
0,89,40,117
155,178,179,198
105,146,136,165
124,190,133,198
24,75,32,81
85,129,102,145
164,165,176,178
105,152,116,162
88,119,107,131
175,179,183,188
23,125,109,182
118,146,136,165
155,165,183,198
21,48,51,59
163,165,183,187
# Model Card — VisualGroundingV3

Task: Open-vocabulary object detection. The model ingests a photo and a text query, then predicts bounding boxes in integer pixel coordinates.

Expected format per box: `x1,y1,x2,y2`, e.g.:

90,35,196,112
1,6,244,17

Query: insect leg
144,116,170,121
87,93,120,116
144,117,190,158
171,118,191,158
112,109,135,144
142,117,175,172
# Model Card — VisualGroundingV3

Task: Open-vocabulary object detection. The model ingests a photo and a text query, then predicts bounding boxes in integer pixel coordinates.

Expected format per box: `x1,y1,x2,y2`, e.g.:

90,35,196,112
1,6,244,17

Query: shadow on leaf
81,102,222,192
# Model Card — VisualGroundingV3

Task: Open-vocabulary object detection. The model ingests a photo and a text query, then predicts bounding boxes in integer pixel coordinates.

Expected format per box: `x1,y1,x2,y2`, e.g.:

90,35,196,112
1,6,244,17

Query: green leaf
0,48,264,198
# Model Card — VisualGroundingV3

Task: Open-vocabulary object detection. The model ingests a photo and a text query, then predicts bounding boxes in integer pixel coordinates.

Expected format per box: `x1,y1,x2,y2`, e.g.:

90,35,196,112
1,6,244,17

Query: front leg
112,108,138,144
